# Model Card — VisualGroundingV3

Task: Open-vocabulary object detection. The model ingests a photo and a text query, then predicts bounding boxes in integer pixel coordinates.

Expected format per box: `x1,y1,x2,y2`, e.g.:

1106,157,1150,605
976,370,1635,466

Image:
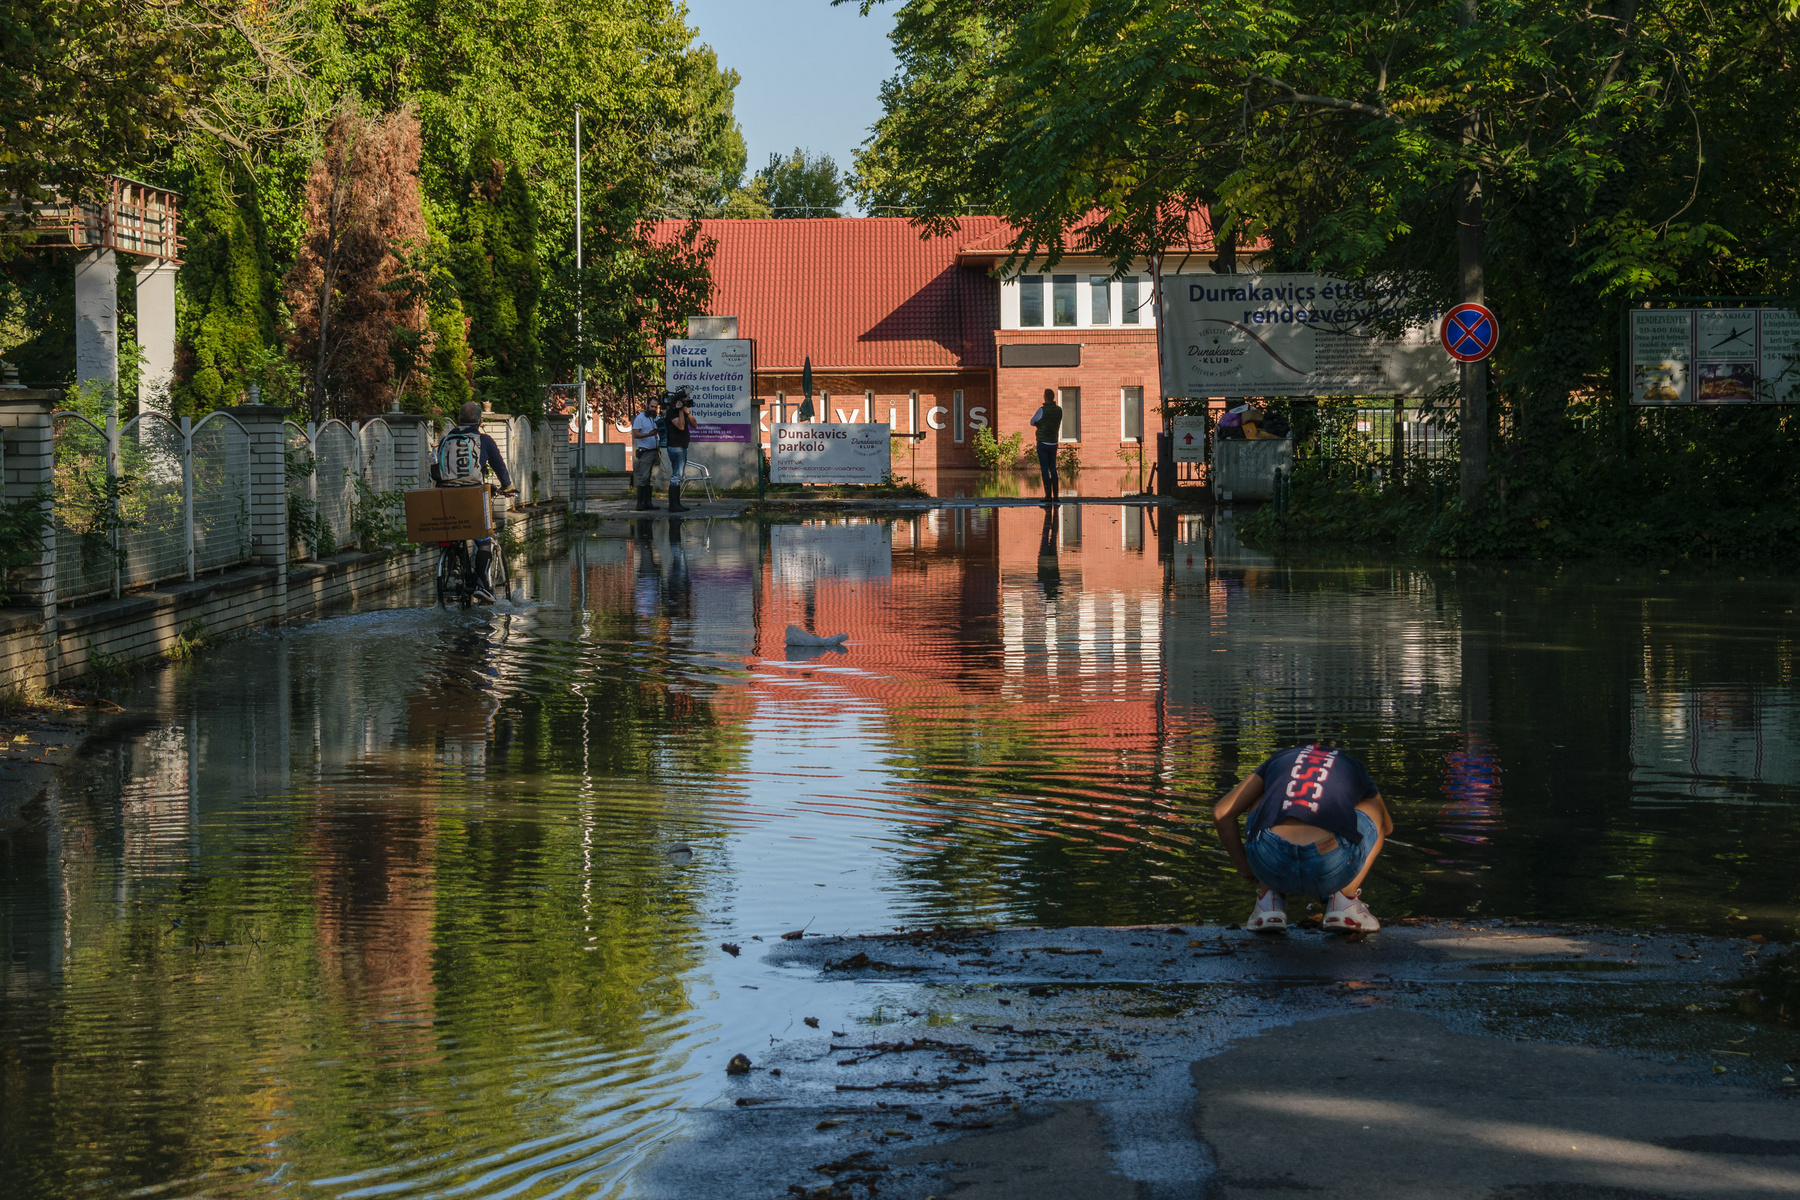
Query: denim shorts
1246,810,1379,899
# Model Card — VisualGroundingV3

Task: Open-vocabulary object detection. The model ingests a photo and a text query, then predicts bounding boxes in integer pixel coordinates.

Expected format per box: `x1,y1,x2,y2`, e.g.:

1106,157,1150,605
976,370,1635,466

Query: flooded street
3,508,1797,1197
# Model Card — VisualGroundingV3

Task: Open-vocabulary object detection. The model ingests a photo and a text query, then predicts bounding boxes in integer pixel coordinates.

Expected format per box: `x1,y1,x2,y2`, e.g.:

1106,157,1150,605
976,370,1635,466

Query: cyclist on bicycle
431,401,513,604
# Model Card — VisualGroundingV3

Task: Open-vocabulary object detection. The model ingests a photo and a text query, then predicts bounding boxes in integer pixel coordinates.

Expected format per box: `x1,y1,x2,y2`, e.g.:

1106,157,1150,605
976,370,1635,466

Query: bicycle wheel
435,545,454,609
456,543,475,611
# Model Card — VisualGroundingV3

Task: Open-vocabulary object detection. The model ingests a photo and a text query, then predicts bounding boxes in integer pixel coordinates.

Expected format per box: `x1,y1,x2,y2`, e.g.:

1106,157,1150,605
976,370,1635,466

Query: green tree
452,135,542,414
854,0,1800,511
171,152,280,414
756,148,848,217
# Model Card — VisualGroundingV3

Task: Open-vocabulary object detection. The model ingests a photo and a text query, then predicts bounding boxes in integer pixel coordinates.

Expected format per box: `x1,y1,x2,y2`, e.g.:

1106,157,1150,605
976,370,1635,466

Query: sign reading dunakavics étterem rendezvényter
1157,273,1456,399
665,339,754,441
771,423,891,485
1628,307,1800,404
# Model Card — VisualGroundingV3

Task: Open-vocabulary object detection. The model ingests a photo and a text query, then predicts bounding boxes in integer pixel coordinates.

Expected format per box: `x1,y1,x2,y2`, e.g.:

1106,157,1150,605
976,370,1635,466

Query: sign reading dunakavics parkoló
771,423,891,485
1158,273,1457,398
1628,307,1800,405
665,338,754,441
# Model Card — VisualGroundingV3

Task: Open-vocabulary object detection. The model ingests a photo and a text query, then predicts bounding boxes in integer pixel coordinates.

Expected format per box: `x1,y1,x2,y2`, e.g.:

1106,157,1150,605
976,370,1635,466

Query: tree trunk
1457,0,1488,507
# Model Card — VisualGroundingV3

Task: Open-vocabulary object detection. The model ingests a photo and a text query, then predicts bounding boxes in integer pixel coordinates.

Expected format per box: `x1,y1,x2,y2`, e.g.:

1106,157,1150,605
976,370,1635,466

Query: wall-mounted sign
1628,307,1800,404
771,423,892,484
665,338,754,440
1172,415,1207,463
1158,272,1455,398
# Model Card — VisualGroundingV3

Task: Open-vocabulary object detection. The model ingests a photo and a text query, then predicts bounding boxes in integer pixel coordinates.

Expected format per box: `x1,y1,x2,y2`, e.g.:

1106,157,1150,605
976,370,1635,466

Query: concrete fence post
383,413,435,490
233,403,290,613
543,412,571,502
0,387,60,629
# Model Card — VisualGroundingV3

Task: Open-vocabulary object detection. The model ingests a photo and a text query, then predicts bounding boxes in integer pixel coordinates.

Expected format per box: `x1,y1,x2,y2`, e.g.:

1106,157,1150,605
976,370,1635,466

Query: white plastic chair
676,456,715,502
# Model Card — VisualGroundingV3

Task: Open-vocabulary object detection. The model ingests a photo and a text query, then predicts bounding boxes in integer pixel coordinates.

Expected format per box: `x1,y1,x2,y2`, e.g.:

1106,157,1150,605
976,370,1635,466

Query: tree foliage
282,105,430,422
756,148,850,217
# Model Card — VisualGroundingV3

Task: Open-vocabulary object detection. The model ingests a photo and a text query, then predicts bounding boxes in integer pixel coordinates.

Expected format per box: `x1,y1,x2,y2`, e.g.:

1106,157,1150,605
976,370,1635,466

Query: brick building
598,216,1220,470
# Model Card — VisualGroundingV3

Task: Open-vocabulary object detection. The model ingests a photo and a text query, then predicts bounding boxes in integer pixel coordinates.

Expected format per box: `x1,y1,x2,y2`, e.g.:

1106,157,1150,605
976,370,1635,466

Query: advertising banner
1158,273,1455,398
771,423,892,485
1628,307,1800,405
665,338,754,441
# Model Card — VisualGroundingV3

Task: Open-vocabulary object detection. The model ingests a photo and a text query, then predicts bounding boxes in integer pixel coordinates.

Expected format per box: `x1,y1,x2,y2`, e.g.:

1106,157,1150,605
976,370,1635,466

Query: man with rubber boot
631,393,661,511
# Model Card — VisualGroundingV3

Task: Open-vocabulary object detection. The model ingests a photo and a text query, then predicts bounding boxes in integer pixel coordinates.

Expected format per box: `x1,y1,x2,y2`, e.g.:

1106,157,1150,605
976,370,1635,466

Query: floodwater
2,508,1796,1198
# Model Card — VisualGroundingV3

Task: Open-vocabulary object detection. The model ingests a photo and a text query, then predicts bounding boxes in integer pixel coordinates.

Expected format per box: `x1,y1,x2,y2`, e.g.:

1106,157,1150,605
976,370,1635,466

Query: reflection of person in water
662,519,691,619
1036,507,1061,600
631,518,694,621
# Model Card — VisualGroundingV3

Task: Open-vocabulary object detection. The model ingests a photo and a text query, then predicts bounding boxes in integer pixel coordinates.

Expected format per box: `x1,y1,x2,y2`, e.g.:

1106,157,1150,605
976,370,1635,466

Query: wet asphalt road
637,922,1798,1200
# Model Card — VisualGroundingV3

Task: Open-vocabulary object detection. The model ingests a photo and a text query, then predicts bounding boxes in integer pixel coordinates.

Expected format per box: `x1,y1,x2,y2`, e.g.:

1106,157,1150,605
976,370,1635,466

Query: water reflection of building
1630,684,1800,797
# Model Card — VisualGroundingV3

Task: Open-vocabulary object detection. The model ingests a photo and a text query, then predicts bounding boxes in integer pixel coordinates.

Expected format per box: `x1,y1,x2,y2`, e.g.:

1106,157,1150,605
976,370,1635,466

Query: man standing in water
1029,387,1063,505
1212,743,1392,933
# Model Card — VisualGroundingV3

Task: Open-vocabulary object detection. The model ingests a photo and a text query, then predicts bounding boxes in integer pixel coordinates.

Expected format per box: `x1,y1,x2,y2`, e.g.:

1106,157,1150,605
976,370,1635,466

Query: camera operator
663,388,694,513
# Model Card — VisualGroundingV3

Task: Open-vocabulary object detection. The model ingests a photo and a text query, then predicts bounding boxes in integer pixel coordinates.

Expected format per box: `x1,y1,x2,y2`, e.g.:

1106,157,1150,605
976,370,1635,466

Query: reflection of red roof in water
751,512,1168,746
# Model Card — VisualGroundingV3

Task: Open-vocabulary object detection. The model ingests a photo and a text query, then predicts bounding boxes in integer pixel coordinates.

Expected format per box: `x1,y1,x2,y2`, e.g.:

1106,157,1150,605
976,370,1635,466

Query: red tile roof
954,209,1221,257
650,217,1008,372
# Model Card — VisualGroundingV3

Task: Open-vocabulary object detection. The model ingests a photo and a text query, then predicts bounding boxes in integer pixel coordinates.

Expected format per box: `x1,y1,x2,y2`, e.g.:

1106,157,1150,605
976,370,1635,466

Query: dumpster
1213,438,1294,501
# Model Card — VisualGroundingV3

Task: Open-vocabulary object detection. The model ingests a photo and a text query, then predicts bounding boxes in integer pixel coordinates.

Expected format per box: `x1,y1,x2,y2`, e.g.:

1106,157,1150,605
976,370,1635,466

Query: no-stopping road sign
1441,303,1499,362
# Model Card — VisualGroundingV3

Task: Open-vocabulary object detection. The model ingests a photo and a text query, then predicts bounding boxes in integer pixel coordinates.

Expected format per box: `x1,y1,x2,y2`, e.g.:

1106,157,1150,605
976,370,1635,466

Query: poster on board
1628,307,1800,404
665,338,754,440
771,423,892,485
1158,273,1456,398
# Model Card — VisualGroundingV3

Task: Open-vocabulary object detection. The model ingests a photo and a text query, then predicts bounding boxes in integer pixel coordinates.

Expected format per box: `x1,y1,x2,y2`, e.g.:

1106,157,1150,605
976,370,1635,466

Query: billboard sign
771,423,892,485
665,338,754,441
1628,307,1800,405
1158,273,1456,398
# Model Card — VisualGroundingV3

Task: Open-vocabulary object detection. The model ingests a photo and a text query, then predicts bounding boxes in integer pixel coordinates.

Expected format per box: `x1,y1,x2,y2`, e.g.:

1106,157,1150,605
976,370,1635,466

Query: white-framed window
1052,276,1078,327
952,389,965,443
1059,387,1081,441
1090,276,1111,325
1020,275,1044,327
1121,386,1143,441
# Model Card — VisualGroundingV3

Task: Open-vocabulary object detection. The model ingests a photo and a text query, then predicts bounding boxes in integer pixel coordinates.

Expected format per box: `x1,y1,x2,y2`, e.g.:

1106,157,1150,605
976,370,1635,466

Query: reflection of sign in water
1629,307,1800,404
1158,272,1454,398
771,523,892,584
665,338,753,441
1172,415,1206,463
771,423,891,484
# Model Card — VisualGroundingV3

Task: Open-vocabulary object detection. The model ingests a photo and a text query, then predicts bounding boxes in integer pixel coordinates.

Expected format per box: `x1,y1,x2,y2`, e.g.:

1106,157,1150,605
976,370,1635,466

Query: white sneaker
1246,890,1287,932
1323,890,1380,934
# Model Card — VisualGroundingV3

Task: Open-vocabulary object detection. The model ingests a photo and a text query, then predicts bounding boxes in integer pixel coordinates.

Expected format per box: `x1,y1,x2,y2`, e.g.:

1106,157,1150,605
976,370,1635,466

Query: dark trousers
1037,442,1060,490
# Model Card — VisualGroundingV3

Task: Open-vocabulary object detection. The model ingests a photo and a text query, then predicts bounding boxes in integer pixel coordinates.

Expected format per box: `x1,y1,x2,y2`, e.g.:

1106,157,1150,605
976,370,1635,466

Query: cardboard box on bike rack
404,486,491,542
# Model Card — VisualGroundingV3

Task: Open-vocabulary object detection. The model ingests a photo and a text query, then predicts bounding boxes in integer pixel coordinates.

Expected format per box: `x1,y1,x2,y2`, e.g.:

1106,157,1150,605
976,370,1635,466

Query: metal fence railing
51,410,252,605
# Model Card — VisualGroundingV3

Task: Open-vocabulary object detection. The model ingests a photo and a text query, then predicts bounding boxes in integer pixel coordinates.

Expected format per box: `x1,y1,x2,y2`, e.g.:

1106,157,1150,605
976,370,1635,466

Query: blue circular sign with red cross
1441,303,1499,362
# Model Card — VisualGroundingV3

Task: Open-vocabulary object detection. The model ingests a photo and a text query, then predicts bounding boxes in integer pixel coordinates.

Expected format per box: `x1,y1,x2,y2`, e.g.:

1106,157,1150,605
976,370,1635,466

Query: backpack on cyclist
436,428,484,484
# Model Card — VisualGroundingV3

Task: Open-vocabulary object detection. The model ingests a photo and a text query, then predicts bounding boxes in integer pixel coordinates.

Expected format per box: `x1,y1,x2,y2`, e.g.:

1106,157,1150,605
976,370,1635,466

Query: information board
1158,273,1456,398
664,338,754,440
1172,415,1207,463
771,423,891,485
1628,307,1800,404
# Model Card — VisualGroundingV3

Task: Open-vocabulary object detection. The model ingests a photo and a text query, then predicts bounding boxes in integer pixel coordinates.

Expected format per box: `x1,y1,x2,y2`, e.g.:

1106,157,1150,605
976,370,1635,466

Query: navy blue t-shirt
1246,745,1379,844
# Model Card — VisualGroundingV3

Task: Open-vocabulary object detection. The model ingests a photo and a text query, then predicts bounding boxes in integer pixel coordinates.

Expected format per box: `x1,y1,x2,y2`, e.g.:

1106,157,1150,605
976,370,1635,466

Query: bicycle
434,487,515,610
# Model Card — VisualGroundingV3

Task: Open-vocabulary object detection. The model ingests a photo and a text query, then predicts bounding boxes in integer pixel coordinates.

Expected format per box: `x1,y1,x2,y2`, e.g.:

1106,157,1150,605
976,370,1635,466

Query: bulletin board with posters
1627,303,1800,405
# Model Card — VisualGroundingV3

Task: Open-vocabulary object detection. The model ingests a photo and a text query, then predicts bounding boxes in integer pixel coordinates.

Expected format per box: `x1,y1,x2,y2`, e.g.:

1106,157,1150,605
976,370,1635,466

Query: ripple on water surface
2,510,1796,1197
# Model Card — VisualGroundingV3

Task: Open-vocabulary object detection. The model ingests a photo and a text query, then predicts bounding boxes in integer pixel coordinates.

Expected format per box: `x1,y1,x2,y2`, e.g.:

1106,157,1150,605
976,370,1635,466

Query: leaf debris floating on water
720,943,741,956
726,1053,752,1075
804,1017,820,1028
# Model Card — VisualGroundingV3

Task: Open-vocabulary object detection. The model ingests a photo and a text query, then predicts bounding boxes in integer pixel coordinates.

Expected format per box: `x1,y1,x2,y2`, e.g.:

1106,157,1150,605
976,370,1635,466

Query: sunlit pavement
641,923,1798,1200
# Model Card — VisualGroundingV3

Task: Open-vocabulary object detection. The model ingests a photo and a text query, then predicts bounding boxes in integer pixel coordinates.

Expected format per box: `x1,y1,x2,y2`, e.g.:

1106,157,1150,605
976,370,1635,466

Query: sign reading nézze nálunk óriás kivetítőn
665,339,754,441
771,423,891,485
1628,307,1800,405
1158,273,1457,398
